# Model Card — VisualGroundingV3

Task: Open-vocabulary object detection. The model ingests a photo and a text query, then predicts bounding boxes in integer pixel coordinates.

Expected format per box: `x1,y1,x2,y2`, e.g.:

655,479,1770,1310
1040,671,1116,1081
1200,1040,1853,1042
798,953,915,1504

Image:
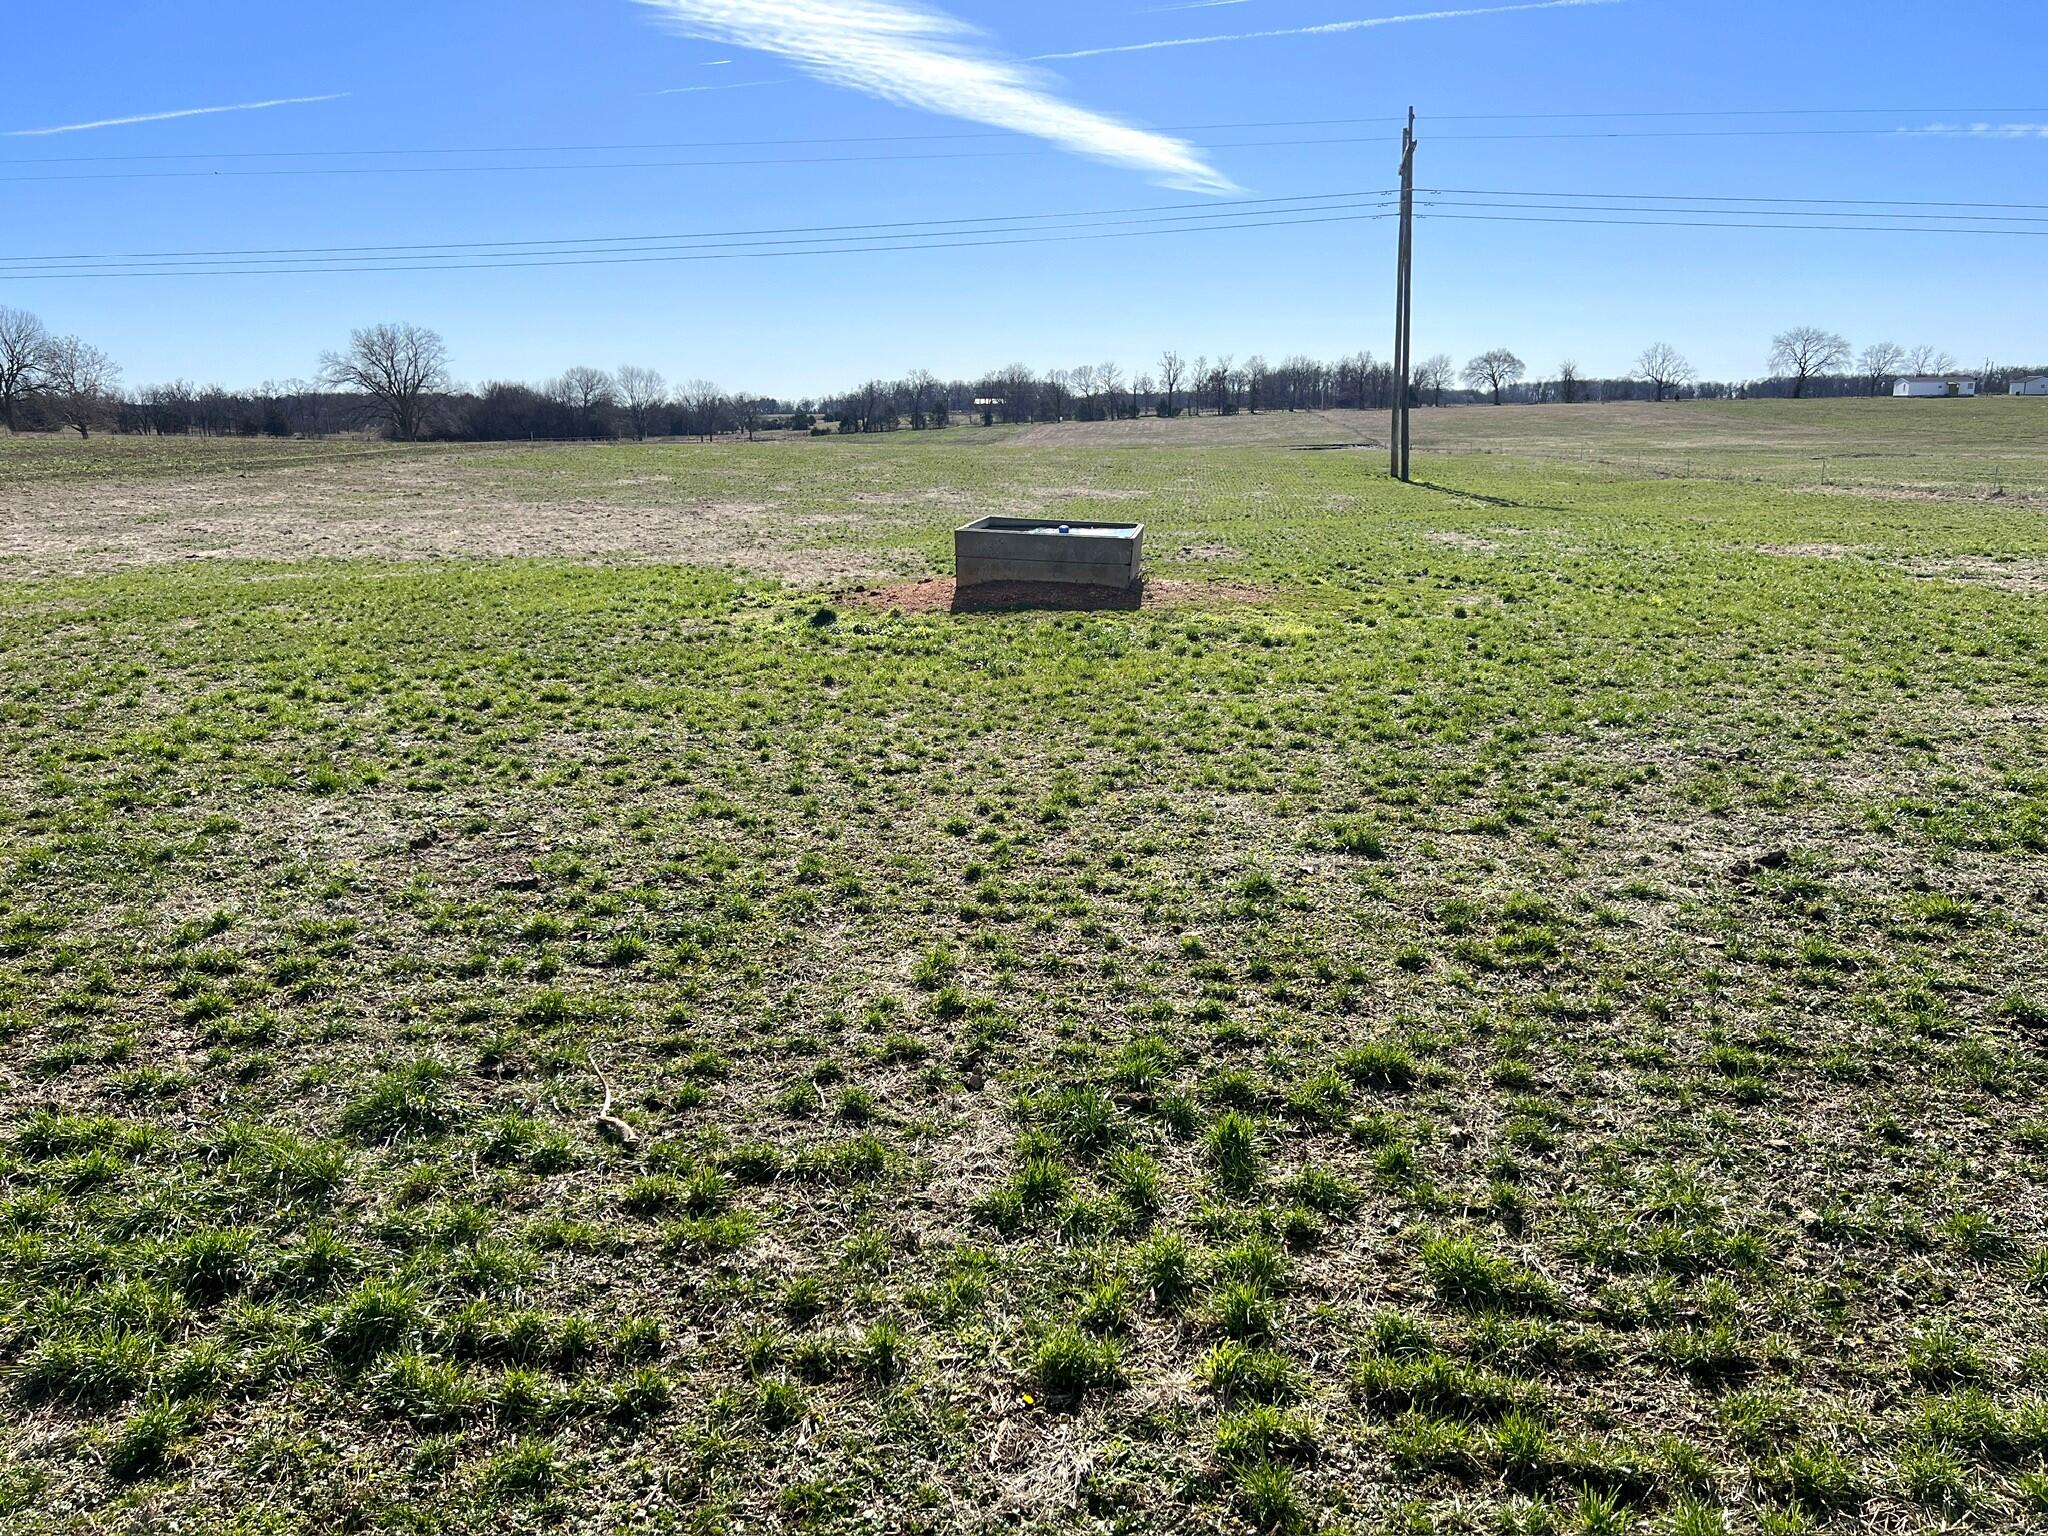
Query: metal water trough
954,515,1144,591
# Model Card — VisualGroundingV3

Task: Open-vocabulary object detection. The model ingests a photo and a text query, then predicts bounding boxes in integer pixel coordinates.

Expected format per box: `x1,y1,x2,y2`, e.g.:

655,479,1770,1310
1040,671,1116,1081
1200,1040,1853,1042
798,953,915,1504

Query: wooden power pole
1390,107,1417,482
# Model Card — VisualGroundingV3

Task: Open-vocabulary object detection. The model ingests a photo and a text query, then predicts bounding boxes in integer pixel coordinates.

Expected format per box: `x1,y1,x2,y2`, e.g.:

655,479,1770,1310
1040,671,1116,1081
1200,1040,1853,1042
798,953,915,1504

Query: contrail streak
6,93,351,137
1036,0,1621,62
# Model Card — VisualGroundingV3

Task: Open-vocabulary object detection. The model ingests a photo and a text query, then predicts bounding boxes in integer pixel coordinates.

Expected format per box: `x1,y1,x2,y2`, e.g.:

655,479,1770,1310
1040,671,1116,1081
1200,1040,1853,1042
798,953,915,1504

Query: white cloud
1036,0,1621,62
5,93,350,138
1905,121,2048,140
634,0,1235,192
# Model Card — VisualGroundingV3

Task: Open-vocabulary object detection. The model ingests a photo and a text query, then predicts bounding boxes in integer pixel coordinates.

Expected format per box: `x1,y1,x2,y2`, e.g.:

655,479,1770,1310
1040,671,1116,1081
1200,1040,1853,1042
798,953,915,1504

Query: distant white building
2011,376,2048,397
1894,377,1977,398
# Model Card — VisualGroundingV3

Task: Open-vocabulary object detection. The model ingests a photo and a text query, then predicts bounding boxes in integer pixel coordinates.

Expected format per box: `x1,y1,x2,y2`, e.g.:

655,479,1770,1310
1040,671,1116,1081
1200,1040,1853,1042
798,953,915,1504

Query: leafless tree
680,379,726,440
319,322,449,440
1415,353,1454,407
1904,344,1958,376
1040,369,1072,422
614,365,667,439
1462,348,1525,405
0,306,52,431
1097,362,1124,419
905,369,938,429
1768,327,1851,399
855,379,890,433
734,393,764,441
41,335,122,439
1188,355,1207,415
1069,363,1098,419
1634,342,1694,403
1857,343,1905,396
138,379,197,436
1557,360,1582,405
1157,350,1185,417
1210,354,1235,414
1242,355,1268,413
550,366,615,437
989,363,1034,424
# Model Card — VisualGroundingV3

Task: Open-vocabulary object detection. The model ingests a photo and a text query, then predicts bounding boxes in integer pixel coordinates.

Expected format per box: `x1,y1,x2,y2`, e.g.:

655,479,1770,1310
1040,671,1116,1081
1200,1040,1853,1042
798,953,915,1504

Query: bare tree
614,365,667,440
680,379,725,440
1558,360,1582,405
319,322,449,440
1040,369,1072,423
41,335,122,439
1462,348,1525,405
1768,327,1851,399
905,368,937,429
1069,364,1098,419
991,363,1035,424
550,366,615,438
1904,344,1959,377
1634,342,1694,403
1415,353,1454,407
1856,343,1905,396
1228,356,1261,415
0,307,51,431
138,379,197,437
1097,361,1124,420
1157,350,1185,417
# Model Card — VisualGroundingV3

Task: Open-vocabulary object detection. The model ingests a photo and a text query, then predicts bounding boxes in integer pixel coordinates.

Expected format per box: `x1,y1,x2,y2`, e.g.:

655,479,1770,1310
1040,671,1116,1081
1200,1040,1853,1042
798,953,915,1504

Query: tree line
1,308,2040,443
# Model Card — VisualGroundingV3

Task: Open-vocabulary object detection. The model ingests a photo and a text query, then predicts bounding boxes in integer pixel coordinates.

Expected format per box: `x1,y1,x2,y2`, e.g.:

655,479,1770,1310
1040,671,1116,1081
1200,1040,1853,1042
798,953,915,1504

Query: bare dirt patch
1424,530,1503,553
1896,556,2048,595
837,576,1271,614
1754,542,1871,560
1806,482,2045,507
0,456,910,585
1009,410,1374,449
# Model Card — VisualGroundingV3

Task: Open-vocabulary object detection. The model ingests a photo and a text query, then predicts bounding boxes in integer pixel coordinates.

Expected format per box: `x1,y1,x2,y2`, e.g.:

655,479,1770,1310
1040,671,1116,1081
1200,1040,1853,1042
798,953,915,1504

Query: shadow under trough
950,579,1146,613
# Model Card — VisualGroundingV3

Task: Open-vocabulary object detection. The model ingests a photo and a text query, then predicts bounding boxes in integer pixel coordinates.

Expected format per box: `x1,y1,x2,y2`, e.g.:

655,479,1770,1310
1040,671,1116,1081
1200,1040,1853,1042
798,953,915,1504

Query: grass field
1,401,2045,1534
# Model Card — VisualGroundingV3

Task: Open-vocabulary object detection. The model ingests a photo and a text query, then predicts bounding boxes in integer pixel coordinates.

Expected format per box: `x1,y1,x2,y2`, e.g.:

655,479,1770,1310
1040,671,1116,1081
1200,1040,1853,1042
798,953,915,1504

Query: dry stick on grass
587,1048,640,1149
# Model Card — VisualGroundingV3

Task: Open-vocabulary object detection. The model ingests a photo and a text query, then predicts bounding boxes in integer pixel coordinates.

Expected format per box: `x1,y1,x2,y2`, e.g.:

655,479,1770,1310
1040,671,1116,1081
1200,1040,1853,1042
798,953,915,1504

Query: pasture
1,399,2045,1534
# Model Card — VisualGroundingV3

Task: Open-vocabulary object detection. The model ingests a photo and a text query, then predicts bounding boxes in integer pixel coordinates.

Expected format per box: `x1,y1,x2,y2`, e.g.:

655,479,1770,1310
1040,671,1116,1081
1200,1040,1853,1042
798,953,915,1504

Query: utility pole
1390,107,1417,482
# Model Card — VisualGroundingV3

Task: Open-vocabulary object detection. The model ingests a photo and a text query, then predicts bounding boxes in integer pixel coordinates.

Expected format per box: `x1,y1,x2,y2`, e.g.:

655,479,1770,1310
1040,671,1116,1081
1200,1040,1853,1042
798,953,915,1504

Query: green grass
0,415,2044,1532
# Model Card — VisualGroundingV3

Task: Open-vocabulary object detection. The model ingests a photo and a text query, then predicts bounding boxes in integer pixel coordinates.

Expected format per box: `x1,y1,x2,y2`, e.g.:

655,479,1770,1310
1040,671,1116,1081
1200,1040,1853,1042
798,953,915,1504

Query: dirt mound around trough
840,577,1271,614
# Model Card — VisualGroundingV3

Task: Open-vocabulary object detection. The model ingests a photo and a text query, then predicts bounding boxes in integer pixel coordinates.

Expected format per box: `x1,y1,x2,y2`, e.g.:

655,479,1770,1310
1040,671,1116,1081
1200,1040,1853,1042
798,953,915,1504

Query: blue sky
4,0,2044,397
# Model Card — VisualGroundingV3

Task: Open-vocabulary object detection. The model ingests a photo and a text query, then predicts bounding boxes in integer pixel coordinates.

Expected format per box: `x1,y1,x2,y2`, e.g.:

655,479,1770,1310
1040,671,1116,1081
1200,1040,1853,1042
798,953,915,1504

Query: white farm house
2012,376,2048,396
1894,377,1977,398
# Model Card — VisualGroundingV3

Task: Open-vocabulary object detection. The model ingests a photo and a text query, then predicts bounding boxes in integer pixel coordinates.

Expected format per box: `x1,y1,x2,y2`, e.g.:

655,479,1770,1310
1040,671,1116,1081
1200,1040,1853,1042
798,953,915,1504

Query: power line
0,199,1397,277
0,190,1389,264
1424,105,2048,121
13,196,2043,283
6,107,2044,168
0,208,1397,282
14,183,2048,282
1432,125,2048,142
1418,210,2048,237
0,135,1384,184
0,117,1406,166
1429,184,2048,213
12,179,2037,269
1423,195,2048,225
